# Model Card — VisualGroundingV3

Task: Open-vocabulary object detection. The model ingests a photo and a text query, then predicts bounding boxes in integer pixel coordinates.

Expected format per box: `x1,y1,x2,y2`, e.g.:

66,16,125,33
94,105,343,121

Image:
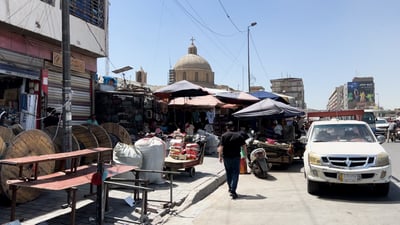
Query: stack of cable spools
0,122,132,204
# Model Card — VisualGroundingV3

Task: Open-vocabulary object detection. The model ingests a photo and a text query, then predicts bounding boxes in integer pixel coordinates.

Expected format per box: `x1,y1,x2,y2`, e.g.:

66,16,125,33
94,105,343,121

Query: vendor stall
233,98,306,168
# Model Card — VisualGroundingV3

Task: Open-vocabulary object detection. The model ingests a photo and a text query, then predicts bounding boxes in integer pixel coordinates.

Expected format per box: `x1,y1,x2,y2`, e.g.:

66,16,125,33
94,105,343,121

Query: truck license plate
338,173,360,182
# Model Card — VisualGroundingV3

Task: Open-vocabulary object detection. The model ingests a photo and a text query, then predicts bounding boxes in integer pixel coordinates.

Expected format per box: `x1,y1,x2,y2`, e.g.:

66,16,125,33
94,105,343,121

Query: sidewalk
0,154,226,225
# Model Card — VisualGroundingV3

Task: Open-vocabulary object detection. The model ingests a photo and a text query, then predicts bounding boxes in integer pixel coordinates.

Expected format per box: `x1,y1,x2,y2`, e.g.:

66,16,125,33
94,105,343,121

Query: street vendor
185,122,195,135
273,120,283,139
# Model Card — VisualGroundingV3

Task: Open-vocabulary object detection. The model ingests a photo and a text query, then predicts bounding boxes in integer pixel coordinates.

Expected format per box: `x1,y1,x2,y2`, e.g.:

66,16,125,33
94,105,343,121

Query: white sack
112,142,143,179
135,137,166,184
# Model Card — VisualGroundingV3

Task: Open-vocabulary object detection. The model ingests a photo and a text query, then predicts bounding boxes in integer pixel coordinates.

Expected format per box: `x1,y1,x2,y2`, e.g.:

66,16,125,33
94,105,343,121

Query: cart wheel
164,167,173,180
186,167,195,177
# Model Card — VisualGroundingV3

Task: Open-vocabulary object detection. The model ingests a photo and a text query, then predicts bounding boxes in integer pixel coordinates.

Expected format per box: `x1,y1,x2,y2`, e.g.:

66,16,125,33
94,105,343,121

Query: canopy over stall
232,98,305,119
169,95,224,108
250,91,289,104
153,80,210,99
215,91,259,105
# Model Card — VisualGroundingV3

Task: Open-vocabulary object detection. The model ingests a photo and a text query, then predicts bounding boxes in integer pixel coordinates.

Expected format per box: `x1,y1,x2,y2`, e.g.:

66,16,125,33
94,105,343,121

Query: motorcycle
245,132,271,178
390,127,400,142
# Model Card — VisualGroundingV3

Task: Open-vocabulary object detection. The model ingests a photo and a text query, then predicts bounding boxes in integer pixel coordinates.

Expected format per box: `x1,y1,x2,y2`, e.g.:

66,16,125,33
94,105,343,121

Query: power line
172,0,240,63
218,0,244,33
250,32,270,86
174,0,236,37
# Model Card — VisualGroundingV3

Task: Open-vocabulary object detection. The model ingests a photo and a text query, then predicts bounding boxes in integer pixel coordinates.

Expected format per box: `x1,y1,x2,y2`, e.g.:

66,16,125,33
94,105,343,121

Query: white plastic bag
112,142,143,179
135,137,166,184
113,142,143,167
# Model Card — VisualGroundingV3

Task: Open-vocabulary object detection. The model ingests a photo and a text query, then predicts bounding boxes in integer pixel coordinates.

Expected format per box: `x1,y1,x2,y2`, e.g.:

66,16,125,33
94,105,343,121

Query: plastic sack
112,142,143,180
113,142,143,168
197,129,219,155
135,137,166,184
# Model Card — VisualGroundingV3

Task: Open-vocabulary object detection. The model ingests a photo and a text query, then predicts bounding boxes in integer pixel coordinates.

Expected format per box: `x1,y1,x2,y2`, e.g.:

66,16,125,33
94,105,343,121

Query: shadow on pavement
317,181,400,204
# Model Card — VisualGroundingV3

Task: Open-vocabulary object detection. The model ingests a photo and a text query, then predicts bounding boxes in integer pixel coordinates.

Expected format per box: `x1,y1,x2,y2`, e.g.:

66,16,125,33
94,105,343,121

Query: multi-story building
270,77,306,109
0,0,107,128
328,77,375,110
327,86,345,110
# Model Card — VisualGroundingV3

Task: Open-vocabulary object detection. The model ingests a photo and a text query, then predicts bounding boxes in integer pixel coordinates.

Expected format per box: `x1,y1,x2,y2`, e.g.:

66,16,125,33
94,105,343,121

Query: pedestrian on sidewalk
218,121,247,199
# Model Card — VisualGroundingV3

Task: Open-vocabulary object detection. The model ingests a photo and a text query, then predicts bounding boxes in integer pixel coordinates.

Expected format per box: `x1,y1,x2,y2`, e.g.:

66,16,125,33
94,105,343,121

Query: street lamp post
376,92,380,109
247,22,257,93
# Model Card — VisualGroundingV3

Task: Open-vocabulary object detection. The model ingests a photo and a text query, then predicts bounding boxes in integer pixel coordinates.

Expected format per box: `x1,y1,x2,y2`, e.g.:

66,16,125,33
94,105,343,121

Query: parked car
375,117,389,135
303,119,391,196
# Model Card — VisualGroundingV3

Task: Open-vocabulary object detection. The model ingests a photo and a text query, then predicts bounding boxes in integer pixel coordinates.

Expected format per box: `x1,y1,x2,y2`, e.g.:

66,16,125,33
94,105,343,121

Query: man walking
387,119,397,142
218,121,247,199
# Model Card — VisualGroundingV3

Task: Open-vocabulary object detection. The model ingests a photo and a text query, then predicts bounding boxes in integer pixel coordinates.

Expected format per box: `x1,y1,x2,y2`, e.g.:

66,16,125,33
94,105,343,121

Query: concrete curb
153,169,226,225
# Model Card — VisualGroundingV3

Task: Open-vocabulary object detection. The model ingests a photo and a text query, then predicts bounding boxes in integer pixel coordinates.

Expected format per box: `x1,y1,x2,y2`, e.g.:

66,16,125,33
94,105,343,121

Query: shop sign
41,69,48,95
52,52,86,73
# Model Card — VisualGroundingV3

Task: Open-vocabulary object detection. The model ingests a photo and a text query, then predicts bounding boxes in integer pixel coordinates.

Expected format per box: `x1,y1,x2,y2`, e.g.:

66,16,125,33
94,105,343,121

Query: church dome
174,54,212,71
169,39,215,87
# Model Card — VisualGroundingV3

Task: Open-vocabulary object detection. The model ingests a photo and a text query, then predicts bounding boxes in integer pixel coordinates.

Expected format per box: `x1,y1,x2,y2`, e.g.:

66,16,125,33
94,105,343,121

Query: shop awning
0,63,40,80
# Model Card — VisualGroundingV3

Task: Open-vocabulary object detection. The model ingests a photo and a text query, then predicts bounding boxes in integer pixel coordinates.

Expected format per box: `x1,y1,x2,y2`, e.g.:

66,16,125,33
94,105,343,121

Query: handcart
254,141,294,168
164,140,206,177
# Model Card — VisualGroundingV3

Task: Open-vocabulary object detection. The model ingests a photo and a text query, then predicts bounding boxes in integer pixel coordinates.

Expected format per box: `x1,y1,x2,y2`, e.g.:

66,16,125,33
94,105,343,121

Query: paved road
1,142,398,225
162,143,400,225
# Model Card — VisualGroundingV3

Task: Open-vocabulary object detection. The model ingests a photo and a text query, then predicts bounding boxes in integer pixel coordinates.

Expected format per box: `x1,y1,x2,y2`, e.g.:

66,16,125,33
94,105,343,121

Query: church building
168,39,215,88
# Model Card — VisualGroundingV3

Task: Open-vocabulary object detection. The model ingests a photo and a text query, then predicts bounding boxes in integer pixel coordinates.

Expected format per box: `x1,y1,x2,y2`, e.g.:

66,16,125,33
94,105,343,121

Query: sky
97,0,400,110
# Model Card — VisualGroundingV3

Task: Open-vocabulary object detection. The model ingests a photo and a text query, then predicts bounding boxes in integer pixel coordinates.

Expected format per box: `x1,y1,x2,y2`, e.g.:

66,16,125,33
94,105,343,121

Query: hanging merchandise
206,108,215,124
19,94,38,130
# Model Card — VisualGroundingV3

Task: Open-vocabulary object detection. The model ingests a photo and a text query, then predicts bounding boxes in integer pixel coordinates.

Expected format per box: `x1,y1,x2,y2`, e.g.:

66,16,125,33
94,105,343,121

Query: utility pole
61,0,72,154
247,22,257,93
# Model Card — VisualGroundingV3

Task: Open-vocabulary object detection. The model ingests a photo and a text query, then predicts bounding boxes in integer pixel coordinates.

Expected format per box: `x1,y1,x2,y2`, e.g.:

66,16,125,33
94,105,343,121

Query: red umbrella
169,95,224,108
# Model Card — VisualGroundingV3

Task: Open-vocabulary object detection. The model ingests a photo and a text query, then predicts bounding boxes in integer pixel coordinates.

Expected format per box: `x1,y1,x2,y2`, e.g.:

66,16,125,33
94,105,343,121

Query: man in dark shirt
218,121,247,199
293,116,302,139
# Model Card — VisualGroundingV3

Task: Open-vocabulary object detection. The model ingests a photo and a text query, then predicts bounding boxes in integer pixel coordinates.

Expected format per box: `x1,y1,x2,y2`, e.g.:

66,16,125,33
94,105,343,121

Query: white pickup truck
303,119,391,196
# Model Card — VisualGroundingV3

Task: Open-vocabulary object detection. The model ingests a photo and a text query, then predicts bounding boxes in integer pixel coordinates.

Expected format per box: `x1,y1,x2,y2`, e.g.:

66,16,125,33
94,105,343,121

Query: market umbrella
250,91,289,104
168,95,224,108
215,91,259,105
153,80,210,99
232,98,305,118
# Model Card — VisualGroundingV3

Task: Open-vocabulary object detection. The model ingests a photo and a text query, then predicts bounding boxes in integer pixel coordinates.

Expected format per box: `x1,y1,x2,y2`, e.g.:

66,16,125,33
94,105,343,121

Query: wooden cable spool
72,125,99,164
83,124,112,148
84,124,113,161
0,127,16,192
43,125,81,153
0,136,5,199
101,122,132,146
0,129,56,203
43,125,81,170
0,126,15,144
10,124,24,136
0,136,6,159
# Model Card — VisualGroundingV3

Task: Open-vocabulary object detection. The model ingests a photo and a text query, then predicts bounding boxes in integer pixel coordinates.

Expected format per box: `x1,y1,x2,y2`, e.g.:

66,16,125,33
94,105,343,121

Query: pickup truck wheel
374,183,390,197
307,179,320,195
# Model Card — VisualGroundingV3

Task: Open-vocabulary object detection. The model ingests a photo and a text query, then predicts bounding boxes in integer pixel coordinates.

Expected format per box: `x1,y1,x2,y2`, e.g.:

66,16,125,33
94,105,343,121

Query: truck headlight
375,152,390,167
308,152,322,165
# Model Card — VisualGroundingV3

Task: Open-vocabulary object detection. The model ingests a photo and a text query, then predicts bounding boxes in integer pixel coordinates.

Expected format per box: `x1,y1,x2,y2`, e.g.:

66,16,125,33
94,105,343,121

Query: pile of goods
168,138,200,160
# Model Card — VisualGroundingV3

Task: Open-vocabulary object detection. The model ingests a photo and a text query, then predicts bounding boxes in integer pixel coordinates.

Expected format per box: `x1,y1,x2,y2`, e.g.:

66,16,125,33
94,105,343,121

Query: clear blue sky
97,0,400,110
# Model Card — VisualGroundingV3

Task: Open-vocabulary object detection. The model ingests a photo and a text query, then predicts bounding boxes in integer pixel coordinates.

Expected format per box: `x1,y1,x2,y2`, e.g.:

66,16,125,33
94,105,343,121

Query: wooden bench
0,147,149,225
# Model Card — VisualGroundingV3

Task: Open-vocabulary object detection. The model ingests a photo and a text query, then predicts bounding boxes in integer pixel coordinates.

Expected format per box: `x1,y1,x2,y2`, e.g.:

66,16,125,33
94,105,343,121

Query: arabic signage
52,52,85,73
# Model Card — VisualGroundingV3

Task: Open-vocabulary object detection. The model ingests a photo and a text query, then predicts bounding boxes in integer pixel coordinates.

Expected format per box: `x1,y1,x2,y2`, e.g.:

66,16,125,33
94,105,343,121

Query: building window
69,0,105,28
195,72,198,81
206,73,209,82
183,72,186,80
